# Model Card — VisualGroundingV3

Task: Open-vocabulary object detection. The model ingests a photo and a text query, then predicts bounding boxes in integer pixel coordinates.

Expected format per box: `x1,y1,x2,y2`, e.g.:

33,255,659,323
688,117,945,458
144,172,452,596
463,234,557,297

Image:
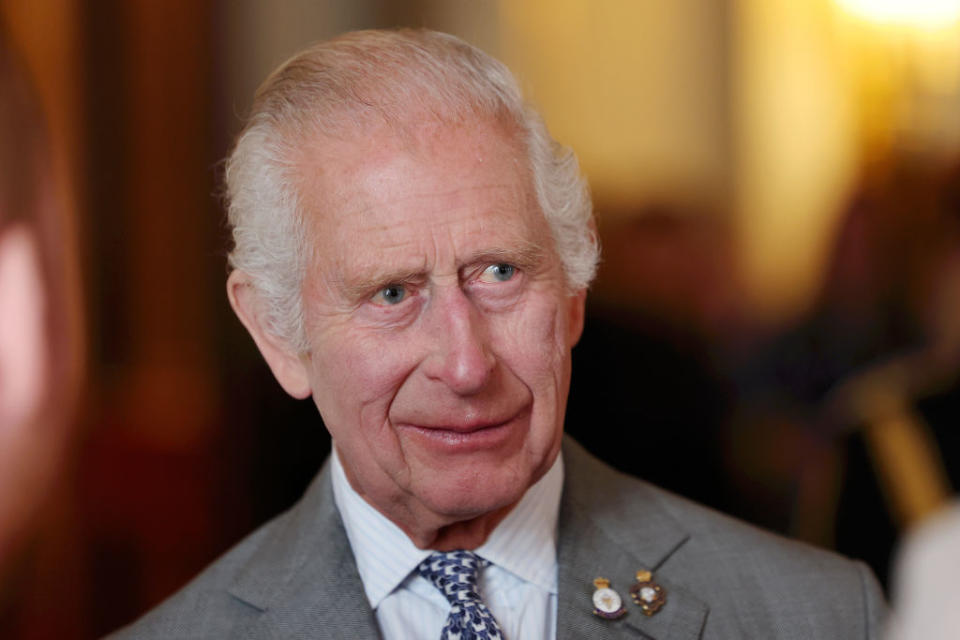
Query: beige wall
221,0,501,128
499,0,729,215
732,0,859,323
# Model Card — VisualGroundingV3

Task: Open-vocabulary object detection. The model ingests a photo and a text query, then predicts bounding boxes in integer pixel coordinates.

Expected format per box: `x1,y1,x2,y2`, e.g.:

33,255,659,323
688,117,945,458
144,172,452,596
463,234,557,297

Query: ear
566,288,587,348
227,270,312,399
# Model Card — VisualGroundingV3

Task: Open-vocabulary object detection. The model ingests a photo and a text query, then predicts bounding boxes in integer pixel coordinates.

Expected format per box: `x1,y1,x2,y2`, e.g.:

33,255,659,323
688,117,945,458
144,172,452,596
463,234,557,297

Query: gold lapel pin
591,577,627,619
630,569,666,616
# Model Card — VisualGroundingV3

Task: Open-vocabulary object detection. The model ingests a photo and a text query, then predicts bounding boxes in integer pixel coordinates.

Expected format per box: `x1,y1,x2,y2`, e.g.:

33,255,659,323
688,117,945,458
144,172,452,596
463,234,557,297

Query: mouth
395,408,529,452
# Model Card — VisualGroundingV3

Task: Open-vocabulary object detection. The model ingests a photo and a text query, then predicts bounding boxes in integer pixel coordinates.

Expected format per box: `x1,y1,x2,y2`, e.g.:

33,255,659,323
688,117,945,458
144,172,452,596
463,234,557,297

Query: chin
420,467,534,523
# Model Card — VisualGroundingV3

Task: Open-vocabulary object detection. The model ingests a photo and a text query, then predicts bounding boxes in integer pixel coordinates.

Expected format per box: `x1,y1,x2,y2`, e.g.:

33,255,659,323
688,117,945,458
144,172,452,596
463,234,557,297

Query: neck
341,469,522,550
400,501,518,550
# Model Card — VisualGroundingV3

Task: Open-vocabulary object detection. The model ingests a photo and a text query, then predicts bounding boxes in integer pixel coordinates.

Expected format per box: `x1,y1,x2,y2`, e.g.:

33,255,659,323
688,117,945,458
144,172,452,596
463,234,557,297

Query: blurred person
829,160,960,581
729,157,960,584
110,29,885,639
857,161,960,640
886,503,960,640
0,30,76,582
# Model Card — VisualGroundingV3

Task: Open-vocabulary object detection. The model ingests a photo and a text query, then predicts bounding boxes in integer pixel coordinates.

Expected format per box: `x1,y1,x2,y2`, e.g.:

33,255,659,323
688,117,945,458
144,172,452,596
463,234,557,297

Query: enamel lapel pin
591,577,627,620
630,569,666,616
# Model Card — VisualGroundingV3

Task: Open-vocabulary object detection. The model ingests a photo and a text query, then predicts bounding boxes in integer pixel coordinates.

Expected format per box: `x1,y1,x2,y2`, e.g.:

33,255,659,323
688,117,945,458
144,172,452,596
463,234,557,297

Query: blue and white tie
417,550,504,640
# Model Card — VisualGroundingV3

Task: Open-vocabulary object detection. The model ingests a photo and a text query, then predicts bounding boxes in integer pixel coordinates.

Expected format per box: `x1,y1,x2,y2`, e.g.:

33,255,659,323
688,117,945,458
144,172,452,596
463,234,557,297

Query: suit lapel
227,461,382,640
221,439,707,639
557,438,709,640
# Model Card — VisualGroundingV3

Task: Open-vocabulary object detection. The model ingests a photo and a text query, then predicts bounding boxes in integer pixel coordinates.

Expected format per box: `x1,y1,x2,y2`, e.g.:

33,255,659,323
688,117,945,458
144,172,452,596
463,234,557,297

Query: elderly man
111,29,885,639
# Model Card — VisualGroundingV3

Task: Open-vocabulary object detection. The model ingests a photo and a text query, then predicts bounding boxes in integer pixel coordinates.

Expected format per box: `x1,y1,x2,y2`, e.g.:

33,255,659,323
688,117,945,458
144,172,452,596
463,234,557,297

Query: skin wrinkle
293,119,539,315
252,119,584,550
303,177,548,328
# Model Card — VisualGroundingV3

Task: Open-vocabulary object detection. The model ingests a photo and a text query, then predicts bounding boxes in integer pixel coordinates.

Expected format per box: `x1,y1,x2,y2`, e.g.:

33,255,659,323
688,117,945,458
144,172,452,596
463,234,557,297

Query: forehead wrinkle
335,182,525,225
347,192,547,270
298,121,555,303
325,176,536,251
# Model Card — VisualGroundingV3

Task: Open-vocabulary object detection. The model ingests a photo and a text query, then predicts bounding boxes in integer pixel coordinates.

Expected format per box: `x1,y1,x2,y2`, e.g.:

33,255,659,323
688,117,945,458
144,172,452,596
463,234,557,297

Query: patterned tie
417,550,505,640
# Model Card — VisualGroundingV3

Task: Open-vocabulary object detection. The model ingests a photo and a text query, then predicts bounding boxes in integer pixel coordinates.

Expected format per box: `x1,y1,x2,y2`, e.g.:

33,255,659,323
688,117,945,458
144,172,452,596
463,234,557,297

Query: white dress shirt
330,448,563,640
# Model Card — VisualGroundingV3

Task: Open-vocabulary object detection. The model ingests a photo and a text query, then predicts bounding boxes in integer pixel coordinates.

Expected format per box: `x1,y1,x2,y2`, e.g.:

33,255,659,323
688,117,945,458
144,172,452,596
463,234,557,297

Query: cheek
308,329,419,429
495,296,569,386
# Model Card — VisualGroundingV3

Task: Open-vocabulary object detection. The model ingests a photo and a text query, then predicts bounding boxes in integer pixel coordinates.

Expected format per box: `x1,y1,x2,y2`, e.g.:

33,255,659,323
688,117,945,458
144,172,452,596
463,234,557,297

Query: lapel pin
630,569,666,616
591,577,627,619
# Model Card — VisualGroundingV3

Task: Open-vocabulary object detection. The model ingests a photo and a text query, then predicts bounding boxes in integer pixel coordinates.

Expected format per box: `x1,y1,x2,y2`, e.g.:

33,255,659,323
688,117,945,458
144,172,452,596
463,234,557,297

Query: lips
392,399,530,432
405,416,513,433
394,405,530,452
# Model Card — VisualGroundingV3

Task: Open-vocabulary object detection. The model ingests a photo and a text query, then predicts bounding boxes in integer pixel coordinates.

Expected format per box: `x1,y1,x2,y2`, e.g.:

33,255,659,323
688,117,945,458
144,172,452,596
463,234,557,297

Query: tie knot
417,550,486,606
417,550,504,640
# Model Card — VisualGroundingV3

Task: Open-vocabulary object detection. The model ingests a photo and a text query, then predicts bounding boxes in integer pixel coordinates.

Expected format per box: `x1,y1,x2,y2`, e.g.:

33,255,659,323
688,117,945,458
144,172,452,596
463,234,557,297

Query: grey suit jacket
108,437,886,639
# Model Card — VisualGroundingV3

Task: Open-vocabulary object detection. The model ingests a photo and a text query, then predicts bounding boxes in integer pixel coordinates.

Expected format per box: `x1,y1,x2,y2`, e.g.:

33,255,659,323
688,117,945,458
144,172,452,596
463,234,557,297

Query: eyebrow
338,266,428,301
467,243,548,272
337,240,550,301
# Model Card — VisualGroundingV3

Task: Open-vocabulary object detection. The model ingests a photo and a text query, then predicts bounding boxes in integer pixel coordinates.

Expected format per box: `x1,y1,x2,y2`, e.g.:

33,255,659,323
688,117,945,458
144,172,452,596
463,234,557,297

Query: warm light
836,0,960,27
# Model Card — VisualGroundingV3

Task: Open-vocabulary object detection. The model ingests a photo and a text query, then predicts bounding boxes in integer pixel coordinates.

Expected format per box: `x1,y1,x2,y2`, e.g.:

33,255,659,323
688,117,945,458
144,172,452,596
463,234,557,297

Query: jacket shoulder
561,437,887,638
655,483,886,638
104,510,292,640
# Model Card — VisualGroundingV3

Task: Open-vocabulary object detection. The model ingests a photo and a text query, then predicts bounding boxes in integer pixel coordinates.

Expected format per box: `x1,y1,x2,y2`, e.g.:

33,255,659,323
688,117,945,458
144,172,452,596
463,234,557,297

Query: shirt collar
475,455,563,594
330,447,564,608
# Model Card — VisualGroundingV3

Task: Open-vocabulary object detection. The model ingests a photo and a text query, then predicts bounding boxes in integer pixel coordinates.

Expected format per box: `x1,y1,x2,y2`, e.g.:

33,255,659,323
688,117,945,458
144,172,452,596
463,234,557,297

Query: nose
421,287,496,395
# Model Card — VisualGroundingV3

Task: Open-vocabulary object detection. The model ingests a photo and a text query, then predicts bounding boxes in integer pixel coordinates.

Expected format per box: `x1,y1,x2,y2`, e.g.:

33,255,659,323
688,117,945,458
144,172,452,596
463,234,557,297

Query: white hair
225,29,598,352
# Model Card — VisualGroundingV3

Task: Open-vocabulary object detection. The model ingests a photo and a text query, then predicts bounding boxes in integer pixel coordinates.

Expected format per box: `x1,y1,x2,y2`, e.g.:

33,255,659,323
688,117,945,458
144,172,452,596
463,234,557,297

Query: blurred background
2,0,959,637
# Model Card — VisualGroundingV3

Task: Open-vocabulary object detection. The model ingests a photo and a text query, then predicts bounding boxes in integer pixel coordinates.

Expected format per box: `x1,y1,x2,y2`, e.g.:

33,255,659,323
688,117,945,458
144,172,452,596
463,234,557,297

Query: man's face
291,120,584,536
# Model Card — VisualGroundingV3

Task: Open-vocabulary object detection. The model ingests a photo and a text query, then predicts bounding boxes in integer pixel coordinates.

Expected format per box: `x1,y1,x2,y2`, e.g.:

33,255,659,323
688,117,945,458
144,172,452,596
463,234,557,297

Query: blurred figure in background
886,503,960,640
0,28,77,585
731,158,960,585
828,161,960,577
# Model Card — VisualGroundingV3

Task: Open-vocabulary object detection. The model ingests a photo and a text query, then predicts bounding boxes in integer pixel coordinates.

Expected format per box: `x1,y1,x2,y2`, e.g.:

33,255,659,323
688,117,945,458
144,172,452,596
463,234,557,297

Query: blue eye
373,284,407,305
480,263,516,283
